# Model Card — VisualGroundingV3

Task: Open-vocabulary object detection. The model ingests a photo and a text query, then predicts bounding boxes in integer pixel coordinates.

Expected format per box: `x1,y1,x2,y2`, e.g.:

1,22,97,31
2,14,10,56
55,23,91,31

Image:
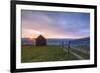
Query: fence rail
63,45,90,60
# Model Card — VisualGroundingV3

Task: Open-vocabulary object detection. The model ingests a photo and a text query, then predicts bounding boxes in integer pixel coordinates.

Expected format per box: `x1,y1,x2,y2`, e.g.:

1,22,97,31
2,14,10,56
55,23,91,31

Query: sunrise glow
21,10,90,39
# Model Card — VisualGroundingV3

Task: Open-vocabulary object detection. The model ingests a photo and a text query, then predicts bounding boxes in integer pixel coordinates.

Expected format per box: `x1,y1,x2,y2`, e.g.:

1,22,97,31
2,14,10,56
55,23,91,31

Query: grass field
21,45,79,63
70,45,90,59
70,48,90,59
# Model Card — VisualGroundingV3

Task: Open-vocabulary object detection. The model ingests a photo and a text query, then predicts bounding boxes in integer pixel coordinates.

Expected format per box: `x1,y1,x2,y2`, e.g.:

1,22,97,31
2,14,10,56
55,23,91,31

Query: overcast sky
21,10,90,39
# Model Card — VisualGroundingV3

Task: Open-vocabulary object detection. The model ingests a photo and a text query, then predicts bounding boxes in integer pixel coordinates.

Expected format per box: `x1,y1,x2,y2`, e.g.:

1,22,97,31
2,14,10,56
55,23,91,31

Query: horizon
21,36,90,40
21,10,90,39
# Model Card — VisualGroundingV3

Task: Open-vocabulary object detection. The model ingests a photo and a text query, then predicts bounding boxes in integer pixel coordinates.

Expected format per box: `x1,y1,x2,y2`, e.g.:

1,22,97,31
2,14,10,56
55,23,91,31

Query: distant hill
21,38,35,45
21,37,90,46
47,37,90,46
70,37,90,46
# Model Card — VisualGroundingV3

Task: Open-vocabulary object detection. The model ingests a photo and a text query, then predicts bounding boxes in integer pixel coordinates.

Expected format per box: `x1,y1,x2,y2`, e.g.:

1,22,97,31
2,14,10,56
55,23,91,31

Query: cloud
21,10,90,39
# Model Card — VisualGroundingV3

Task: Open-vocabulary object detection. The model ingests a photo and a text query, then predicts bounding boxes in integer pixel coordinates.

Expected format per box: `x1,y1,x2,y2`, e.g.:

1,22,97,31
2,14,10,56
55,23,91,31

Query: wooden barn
35,35,47,46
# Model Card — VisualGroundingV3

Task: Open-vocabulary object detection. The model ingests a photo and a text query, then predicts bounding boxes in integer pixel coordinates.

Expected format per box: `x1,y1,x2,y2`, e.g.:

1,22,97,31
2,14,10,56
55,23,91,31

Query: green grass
21,45,79,63
72,45,90,51
70,47,90,59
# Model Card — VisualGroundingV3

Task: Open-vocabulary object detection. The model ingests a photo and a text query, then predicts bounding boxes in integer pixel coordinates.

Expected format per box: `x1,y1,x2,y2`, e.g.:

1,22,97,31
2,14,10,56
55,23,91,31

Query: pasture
21,45,79,63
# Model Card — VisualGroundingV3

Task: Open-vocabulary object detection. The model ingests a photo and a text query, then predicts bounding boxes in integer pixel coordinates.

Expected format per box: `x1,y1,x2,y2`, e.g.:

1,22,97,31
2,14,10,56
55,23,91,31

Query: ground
21,45,90,63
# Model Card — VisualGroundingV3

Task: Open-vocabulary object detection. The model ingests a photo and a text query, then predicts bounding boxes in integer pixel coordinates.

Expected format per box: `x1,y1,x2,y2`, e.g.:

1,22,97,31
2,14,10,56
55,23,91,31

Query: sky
21,10,90,39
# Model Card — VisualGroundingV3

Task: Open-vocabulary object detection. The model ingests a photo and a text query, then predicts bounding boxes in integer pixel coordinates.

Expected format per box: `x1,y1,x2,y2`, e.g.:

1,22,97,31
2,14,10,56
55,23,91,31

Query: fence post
68,41,71,55
61,41,64,48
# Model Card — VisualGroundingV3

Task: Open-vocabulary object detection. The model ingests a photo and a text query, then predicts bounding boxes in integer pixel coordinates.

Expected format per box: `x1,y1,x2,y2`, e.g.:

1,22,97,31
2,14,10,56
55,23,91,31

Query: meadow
21,45,79,63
